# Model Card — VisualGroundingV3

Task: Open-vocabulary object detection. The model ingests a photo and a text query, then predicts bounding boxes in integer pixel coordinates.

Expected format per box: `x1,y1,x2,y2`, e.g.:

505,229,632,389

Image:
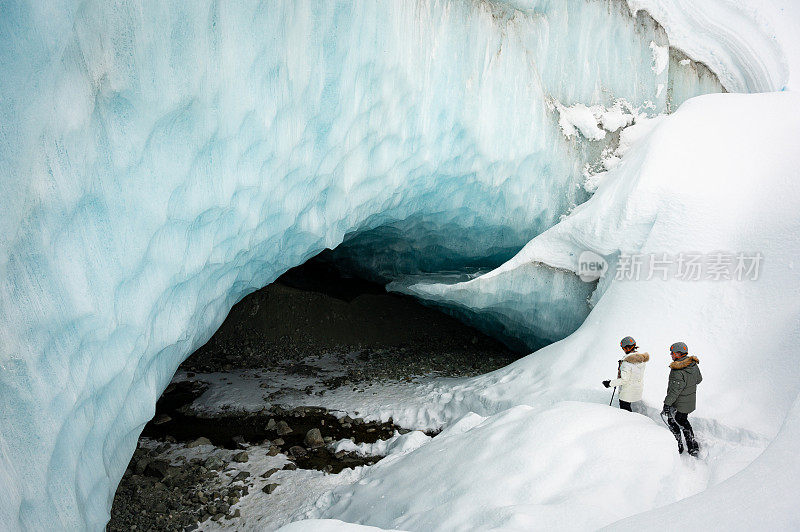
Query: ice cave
1,0,799,530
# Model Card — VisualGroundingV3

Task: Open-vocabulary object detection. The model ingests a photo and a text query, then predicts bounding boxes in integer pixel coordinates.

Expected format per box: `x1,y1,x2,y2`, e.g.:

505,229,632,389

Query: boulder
152,414,172,425
232,451,249,463
304,428,324,448
204,456,224,470
287,446,306,458
187,437,212,448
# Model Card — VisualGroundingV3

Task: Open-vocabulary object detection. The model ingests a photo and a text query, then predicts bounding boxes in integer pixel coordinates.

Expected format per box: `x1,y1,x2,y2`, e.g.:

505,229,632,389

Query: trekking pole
608,359,622,406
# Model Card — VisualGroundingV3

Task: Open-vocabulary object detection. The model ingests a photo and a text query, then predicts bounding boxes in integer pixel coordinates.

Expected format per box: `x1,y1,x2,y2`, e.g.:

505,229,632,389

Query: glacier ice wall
0,0,731,529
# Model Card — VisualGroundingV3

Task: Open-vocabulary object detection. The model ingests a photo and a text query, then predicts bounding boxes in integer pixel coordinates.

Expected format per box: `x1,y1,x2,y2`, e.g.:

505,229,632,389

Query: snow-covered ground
178,352,474,431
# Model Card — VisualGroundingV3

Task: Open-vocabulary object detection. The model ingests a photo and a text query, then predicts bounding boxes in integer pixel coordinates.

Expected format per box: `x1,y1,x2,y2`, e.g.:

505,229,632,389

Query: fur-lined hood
623,352,649,364
670,355,700,369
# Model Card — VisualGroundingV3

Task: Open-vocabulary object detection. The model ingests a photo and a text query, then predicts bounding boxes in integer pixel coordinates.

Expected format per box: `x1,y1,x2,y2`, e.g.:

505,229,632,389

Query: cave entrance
110,253,524,530
181,252,524,377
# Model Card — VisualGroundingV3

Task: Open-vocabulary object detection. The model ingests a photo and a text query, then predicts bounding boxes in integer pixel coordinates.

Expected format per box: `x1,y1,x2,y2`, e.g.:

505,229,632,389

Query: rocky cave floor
108,258,522,531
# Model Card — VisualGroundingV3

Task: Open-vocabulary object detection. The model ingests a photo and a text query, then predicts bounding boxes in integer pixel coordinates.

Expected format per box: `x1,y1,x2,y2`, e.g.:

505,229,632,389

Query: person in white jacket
602,336,649,411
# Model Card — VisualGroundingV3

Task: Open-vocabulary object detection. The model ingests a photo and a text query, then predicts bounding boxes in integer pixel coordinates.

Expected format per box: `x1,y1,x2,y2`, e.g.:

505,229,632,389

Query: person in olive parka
661,341,703,456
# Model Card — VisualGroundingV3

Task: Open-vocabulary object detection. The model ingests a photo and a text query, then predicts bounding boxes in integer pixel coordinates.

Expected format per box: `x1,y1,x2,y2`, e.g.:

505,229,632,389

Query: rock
304,428,324,448
262,468,280,478
272,438,284,446
153,502,168,514
152,413,172,425
231,509,241,518
187,437,212,448
323,436,333,443
262,483,279,494
144,460,170,479
232,471,249,481
232,451,249,463
266,446,279,457
287,446,306,458
231,435,248,448
275,421,293,435
204,456,224,470
265,418,276,431
155,443,171,454
134,458,151,475
282,462,298,471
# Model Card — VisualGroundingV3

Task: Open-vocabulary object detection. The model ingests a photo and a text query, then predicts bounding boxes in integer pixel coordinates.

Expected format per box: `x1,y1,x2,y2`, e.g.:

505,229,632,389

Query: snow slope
610,394,800,530
286,92,800,529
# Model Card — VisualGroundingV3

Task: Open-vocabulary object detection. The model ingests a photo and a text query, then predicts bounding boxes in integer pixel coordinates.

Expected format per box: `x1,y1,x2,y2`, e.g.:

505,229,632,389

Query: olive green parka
664,355,702,414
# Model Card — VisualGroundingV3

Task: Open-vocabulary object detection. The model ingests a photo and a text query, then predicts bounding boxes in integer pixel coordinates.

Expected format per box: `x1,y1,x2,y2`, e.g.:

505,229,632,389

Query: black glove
661,404,674,417
602,380,611,388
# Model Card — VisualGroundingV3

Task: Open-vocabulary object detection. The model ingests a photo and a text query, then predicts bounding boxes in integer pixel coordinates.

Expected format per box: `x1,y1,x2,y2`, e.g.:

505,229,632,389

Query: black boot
686,433,700,456
676,412,699,457
677,439,685,454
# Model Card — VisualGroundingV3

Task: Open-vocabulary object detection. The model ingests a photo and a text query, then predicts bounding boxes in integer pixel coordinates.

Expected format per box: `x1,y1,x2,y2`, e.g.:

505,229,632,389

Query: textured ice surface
389,262,595,350
0,0,774,529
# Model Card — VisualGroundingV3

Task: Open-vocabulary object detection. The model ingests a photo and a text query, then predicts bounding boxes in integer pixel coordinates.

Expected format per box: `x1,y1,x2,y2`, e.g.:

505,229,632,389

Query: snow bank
332,431,431,458
312,404,685,530
609,394,800,530
278,520,392,532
